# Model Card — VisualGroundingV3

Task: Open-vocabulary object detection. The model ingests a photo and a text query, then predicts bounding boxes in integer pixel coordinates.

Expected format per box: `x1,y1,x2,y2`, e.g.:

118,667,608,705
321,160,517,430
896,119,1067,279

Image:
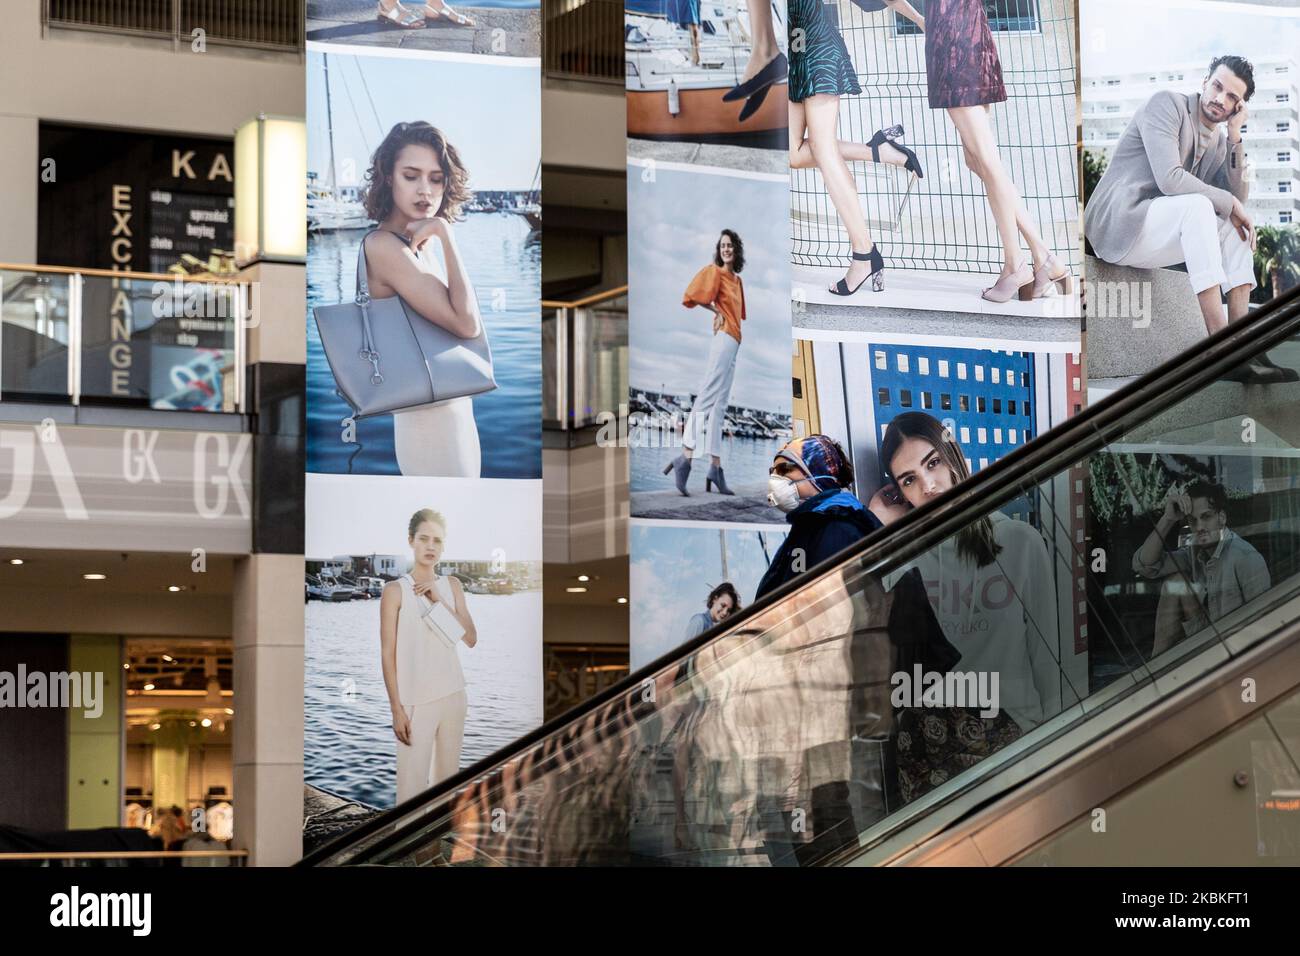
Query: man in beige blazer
1088,56,1294,383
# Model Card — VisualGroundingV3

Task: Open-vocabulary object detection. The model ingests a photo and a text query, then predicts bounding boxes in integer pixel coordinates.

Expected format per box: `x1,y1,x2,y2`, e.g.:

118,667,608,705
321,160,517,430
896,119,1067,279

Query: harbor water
305,590,543,809
630,429,785,493
306,215,541,479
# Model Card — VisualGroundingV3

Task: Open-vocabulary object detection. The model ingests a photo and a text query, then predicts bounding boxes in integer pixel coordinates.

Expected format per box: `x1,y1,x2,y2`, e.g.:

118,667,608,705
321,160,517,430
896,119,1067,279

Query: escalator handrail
299,283,1300,865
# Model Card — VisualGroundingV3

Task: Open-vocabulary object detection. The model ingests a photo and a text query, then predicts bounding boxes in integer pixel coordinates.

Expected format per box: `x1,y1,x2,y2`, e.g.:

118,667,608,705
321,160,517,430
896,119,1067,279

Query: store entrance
124,638,234,848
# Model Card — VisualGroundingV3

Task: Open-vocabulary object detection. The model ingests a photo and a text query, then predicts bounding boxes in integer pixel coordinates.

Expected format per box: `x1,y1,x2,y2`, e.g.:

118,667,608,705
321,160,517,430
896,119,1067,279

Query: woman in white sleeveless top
380,508,478,802
361,121,484,477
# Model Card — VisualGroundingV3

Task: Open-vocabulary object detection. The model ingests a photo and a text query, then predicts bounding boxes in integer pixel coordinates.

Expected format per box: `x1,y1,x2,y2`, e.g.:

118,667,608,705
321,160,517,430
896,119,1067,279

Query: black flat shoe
1222,361,1289,385
737,85,770,123
1256,353,1300,382
867,125,924,178
722,52,788,102
829,244,885,296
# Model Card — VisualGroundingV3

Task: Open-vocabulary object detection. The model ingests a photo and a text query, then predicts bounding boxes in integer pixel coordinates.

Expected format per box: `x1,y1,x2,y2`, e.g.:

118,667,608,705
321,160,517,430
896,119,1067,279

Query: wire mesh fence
790,0,1079,276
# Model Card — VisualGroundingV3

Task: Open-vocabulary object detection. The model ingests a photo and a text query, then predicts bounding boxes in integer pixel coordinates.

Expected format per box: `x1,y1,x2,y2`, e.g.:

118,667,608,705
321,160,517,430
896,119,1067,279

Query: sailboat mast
323,53,338,192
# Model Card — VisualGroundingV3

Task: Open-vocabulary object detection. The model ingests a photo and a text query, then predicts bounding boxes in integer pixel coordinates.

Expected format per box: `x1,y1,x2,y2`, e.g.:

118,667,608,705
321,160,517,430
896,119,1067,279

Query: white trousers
396,690,468,802
393,396,481,477
1114,194,1257,296
682,332,739,460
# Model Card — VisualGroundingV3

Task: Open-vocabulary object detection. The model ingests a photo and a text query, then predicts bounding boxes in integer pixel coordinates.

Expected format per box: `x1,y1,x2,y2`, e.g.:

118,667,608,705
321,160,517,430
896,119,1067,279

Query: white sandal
423,2,476,26
377,1,425,28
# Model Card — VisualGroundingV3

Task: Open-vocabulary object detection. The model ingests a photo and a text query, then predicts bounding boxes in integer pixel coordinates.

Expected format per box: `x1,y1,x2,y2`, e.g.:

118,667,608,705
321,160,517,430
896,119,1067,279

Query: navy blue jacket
755,488,883,601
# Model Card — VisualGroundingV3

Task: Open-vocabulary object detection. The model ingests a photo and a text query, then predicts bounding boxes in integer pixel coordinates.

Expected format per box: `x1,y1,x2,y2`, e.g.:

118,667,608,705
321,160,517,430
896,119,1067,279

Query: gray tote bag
313,230,496,419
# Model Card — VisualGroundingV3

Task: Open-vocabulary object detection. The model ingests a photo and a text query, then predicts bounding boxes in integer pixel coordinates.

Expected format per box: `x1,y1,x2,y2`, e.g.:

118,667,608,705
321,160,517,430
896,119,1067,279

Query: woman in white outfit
380,507,478,803
361,121,484,477
662,229,747,497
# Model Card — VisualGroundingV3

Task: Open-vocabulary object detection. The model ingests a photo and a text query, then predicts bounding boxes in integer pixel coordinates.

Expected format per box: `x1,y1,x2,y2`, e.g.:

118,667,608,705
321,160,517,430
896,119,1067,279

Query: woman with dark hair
872,411,1060,803
684,582,741,640
663,229,747,497
755,434,882,599
360,121,483,477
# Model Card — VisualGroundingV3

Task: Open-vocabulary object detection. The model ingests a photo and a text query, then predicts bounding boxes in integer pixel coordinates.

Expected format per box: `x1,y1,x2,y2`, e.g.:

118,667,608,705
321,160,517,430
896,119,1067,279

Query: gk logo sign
193,433,252,519
0,426,250,521
0,427,88,520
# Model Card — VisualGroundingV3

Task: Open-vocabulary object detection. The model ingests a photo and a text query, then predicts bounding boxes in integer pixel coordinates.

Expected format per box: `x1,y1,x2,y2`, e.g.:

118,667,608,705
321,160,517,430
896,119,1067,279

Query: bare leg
803,94,876,291
790,134,912,171
948,105,1039,277
1225,283,1251,324
1197,287,1228,335
689,25,701,66
737,0,780,84
711,454,721,467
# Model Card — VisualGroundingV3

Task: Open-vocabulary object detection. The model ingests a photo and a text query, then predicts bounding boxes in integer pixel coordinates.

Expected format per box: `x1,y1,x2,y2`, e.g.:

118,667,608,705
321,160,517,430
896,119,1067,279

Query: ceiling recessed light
162,654,174,662
149,723,161,731
143,683,156,691
200,718,212,728
83,573,107,581
9,559,23,566
167,585,183,593
577,574,590,582
616,597,628,604
224,707,235,716
565,586,588,593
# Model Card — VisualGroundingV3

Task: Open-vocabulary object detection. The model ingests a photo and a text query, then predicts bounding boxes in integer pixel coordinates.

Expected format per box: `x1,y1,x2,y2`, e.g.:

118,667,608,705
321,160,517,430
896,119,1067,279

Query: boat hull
628,84,787,138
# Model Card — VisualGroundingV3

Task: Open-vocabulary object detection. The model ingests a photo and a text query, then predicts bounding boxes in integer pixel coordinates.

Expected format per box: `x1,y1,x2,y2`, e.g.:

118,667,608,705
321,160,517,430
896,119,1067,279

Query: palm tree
1254,225,1300,301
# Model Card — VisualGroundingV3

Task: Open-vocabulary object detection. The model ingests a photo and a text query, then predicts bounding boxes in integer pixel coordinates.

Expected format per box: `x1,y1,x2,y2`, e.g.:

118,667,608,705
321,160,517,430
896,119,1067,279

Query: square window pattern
895,1,1041,35
867,345,1036,513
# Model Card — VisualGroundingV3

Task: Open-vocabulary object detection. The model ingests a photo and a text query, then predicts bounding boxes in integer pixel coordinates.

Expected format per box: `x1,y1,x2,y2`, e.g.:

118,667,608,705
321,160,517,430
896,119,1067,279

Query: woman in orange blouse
663,229,746,497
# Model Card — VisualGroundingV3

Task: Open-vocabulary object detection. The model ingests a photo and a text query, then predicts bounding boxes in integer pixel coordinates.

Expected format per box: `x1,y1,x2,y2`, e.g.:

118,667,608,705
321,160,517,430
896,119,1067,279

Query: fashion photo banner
625,0,795,667
302,24,542,813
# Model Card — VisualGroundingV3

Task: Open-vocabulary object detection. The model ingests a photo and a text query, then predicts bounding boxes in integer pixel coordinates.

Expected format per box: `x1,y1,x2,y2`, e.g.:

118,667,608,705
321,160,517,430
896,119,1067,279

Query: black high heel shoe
829,244,885,296
722,52,788,103
867,125,924,179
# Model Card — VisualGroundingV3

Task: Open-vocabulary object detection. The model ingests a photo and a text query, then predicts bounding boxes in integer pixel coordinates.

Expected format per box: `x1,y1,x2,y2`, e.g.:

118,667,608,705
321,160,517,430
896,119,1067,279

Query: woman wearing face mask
360,122,484,477
663,230,747,497
684,582,741,641
755,435,881,600
871,411,1060,803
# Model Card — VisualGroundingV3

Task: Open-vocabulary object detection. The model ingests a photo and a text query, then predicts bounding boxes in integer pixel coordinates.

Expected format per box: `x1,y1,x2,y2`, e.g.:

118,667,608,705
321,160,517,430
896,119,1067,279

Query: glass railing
543,287,627,430
304,286,1300,867
0,264,246,413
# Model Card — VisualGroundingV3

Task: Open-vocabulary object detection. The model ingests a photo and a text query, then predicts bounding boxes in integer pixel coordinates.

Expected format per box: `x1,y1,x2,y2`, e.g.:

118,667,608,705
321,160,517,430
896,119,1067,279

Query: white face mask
767,475,804,512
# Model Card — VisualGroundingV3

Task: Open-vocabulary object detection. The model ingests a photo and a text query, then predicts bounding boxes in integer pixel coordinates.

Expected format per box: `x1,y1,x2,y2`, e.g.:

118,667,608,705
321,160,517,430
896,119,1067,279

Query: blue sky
628,165,792,413
1084,0,1300,72
630,524,786,669
307,50,539,191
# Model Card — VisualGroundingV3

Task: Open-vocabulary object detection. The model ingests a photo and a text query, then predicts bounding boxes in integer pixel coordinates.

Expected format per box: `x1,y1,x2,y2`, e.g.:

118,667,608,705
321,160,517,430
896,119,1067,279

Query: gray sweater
1087,90,1249,263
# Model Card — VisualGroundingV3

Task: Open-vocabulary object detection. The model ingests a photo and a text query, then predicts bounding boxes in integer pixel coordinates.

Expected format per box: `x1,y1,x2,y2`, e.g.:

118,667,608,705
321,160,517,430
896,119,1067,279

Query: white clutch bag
416,580,465,648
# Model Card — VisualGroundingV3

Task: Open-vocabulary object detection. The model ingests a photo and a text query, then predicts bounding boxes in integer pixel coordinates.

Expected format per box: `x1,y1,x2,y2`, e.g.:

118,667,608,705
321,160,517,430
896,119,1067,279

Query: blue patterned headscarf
773,435,849,493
